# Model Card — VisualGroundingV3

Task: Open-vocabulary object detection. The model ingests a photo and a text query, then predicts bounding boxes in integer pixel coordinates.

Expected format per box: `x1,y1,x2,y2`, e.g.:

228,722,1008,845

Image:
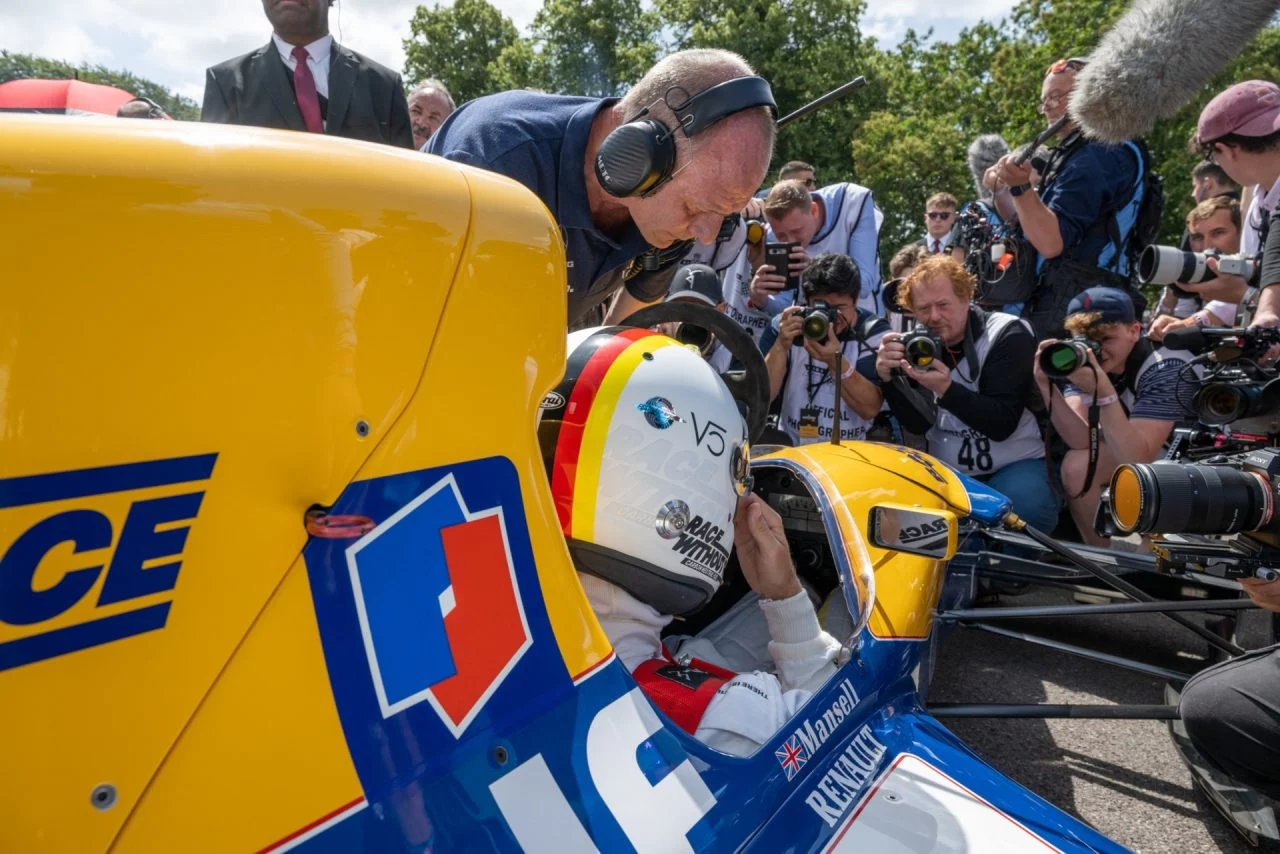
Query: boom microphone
1070,0,1279,143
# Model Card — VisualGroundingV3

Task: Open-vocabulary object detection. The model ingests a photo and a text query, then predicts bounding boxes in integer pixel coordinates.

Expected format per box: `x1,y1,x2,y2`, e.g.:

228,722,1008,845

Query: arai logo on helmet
636,396,685,430
539,391,566,410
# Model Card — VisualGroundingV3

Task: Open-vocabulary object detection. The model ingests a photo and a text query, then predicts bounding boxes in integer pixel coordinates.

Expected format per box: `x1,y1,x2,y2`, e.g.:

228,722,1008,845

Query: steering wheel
621,302,771,443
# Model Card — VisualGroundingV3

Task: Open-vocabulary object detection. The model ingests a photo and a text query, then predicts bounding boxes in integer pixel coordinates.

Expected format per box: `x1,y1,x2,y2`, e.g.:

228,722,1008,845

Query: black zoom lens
903,333,939,368
802,312,831,342
1193,383,1257,426
1109,462,1274,535
1038,341,1085,379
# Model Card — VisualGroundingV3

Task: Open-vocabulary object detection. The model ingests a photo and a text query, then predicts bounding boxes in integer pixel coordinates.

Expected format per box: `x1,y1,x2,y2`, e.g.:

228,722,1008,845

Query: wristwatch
1009,183,1033,197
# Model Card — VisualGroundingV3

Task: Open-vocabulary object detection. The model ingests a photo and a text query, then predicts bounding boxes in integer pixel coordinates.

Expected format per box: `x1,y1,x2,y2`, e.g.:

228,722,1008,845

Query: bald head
617,48,776,161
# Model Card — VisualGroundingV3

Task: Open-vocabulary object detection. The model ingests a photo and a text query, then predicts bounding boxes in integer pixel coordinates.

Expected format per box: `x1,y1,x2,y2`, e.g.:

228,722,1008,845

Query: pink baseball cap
1198,80,1280,143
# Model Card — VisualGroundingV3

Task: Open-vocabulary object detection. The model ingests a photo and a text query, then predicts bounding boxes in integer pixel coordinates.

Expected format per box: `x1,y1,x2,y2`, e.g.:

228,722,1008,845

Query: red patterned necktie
291,45,323,133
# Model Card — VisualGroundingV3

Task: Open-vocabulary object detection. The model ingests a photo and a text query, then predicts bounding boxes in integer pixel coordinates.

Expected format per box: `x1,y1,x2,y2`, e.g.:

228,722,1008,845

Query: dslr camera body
900,325,944,369
791,301,841,347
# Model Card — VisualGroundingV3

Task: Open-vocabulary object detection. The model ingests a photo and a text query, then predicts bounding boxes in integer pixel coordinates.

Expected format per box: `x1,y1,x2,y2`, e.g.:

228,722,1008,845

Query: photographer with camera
1193,82,1280,334
992,57,1154,339
1035,288,1197,545
741,178,882,325
655,263,736,372
1148,196,1249,340
875,256,1056,530
765,254,887,445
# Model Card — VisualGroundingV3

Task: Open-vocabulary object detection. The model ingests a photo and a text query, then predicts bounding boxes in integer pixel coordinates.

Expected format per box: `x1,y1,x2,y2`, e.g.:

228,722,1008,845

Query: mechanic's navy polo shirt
426,91,655,320
1039,136,1142,275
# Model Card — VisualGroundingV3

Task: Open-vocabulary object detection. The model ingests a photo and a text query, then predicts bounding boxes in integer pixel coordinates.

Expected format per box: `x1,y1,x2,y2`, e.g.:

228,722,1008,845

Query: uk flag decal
776,735,809,781
345,473,532,735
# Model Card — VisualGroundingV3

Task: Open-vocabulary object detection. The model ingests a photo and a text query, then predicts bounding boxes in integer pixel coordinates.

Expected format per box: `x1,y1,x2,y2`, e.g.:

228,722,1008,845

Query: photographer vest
779,309,888,445
926,312,1044,475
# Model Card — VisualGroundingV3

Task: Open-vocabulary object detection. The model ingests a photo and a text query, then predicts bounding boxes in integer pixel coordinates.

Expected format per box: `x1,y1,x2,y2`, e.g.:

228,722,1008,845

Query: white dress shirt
272,32,332,100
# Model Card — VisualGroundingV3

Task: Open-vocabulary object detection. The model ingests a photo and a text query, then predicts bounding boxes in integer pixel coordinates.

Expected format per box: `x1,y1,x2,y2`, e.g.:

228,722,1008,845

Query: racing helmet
538,326,751,616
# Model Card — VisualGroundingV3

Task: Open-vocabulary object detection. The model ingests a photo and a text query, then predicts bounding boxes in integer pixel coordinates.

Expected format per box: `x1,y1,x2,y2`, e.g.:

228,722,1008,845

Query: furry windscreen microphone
967,134,1009,199
1070,0,1280,143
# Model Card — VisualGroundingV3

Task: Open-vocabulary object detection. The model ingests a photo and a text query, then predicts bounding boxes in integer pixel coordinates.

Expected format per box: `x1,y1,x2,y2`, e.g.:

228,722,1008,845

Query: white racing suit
580,573,842,757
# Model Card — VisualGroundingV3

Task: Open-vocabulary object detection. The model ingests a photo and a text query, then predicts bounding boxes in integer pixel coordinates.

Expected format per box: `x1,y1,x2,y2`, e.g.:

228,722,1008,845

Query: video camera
951,204,1037,306
1137,245,1261,287
1163,326,1280,430
1099,447,1280,582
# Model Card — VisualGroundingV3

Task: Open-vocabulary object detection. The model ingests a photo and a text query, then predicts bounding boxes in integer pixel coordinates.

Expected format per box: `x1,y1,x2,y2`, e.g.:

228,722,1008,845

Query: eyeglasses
1045,58,1087,76
1037,91,1071,115
1198,139,1222,163
802,178,817,188
926,211,954,220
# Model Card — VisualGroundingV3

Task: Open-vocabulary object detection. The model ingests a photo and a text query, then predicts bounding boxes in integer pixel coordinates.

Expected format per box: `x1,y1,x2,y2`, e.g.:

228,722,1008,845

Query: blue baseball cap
1066,287,1135,324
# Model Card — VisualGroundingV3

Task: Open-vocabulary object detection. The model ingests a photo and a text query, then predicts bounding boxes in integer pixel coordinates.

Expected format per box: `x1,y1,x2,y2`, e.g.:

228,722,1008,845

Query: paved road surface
929,587,1270,854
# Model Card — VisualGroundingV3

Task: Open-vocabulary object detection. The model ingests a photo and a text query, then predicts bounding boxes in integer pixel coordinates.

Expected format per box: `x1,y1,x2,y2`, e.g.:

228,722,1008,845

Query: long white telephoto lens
1137,246,1214,286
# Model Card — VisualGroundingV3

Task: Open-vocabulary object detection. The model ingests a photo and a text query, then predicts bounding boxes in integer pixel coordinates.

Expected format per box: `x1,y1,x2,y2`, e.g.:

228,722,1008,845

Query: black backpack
1124,139,1166,273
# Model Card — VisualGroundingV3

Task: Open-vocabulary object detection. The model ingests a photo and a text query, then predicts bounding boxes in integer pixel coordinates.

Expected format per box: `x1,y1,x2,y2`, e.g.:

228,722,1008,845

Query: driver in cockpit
537,326,844,756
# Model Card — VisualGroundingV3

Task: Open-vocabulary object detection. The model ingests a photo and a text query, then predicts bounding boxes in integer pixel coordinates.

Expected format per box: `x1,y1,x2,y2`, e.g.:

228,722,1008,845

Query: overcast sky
2,0,1018,103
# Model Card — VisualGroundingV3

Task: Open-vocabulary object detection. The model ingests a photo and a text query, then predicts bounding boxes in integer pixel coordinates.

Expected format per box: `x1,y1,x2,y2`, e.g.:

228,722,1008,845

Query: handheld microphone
1069,0,1279,143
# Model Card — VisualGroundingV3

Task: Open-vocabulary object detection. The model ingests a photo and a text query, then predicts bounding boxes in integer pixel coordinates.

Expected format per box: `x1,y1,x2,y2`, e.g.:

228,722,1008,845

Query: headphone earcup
594,120,676,198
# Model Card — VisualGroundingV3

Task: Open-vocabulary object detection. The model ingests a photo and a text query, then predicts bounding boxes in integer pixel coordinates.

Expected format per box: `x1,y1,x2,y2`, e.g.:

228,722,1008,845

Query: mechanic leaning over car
875,256,1058,532
1035,288,1197,547
426,49,776,330
537,327,842,756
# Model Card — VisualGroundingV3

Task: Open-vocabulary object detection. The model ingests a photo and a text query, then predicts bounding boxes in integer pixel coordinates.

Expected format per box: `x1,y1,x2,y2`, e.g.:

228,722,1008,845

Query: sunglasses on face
802,178,817,188
1198,140,1221,163
926,211,953,220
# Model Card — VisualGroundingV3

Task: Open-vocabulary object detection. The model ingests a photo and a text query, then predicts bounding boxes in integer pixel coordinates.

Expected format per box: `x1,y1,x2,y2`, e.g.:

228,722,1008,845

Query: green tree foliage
508,0,660,96
403,0,520,103
859,0,1279,259
654,0,882,190
0,51,199,120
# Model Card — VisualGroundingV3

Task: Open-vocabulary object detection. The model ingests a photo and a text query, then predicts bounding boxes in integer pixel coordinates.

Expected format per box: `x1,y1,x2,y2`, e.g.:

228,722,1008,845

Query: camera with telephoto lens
1137,245,1261,287
900,325,944,369
1038,336,1104,380
1098,448,1280,580
791,301,840,347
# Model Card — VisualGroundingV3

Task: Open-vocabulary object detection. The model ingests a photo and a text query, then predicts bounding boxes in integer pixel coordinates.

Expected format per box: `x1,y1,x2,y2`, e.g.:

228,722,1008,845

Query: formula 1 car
0,115,1174,852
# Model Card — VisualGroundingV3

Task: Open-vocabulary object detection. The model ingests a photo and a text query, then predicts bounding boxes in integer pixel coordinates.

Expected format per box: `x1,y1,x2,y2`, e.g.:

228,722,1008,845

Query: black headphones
594,76,776,199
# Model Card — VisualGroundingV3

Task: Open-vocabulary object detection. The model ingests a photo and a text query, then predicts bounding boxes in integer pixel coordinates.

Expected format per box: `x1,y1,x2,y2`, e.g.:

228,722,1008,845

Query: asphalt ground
929,586,1273,853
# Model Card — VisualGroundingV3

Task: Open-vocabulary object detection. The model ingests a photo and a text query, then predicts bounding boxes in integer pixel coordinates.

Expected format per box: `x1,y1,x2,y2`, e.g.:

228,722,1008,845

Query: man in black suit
202,0,413,149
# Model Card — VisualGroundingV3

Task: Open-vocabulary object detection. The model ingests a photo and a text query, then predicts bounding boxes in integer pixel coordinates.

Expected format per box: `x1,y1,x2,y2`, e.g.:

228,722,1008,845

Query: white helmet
539,326,751,616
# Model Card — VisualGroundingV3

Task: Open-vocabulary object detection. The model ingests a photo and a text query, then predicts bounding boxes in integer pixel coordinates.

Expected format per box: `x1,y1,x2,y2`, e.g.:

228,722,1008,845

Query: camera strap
1074,362,1103,500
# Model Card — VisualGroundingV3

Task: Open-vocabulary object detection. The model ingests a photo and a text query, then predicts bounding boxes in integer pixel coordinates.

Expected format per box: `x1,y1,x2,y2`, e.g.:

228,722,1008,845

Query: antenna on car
775,77,868,130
